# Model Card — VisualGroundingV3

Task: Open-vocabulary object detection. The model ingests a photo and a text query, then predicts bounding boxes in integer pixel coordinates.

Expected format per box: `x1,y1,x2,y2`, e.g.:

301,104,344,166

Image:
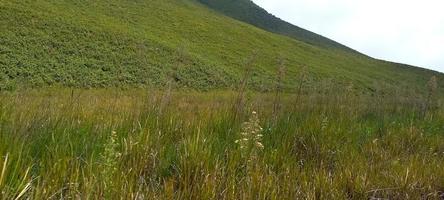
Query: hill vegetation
0,0,442,93
198,0,357,52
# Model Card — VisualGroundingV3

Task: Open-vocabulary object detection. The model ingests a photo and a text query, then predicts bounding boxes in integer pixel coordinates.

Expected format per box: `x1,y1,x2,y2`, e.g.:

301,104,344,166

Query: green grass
0,0,442,92
1,1,444,198
0,88,443,199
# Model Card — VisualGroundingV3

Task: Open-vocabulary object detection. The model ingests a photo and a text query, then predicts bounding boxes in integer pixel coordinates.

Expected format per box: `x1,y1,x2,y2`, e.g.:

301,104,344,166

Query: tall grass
232,53,256,120
272,57,286,123
0,88,443,199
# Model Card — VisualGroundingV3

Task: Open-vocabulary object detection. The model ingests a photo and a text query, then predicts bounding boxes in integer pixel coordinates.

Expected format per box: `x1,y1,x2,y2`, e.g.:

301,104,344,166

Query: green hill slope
198,0,357,53
0,0,441,92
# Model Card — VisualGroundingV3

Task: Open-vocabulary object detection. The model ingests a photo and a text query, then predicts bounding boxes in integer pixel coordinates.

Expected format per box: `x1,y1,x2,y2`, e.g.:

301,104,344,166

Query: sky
252,0,444,72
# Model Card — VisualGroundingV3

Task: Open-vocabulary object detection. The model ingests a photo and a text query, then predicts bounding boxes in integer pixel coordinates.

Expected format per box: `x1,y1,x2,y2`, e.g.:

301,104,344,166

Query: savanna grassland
0,84,444,199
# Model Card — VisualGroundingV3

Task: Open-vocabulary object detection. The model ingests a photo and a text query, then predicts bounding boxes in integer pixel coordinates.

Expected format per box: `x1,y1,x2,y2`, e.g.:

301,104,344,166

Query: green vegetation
0,0,442,92
198,0,356,52
1,1,444,199
0,88,443,199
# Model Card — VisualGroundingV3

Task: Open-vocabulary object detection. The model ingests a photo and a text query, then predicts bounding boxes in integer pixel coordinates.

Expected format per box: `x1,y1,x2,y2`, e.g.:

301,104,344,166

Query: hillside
0,0,442,92
198,0,357,53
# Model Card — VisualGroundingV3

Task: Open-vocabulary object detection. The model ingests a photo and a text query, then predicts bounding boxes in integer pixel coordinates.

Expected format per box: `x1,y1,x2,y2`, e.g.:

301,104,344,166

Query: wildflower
102,131,121,169
101,130,121,192
255,141,264,149
236,111,264,153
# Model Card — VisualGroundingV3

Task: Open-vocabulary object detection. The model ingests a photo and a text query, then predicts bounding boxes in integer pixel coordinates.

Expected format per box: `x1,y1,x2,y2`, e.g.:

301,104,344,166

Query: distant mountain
198,0,358,53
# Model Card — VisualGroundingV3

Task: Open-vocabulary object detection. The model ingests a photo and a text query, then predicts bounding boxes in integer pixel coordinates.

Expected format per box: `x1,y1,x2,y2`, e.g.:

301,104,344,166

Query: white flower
235,111,265,152
255,142,264,149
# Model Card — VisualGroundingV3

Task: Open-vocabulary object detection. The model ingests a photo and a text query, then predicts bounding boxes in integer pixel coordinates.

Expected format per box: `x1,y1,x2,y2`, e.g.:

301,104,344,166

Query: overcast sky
252,0,444,72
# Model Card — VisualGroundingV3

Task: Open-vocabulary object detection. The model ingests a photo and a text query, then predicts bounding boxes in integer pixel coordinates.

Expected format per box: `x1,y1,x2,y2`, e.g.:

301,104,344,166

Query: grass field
0,86,443,199
2,1,444,199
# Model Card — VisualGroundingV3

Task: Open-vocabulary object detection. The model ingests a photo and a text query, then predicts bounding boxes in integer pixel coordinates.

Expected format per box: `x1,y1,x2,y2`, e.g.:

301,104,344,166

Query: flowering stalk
235,111,264,161
102,131,121,195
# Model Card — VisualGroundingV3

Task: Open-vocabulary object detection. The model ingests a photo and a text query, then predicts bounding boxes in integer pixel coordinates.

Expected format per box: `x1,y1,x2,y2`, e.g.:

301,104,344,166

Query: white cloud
253,0,444,72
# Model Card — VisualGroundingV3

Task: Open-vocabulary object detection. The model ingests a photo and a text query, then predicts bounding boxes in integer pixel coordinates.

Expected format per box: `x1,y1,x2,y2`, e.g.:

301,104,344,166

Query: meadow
0,85,443,199
2,0,444,199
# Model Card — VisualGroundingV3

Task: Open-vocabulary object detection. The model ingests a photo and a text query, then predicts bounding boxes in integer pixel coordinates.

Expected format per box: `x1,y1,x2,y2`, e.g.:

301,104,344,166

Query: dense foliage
0,0,442,92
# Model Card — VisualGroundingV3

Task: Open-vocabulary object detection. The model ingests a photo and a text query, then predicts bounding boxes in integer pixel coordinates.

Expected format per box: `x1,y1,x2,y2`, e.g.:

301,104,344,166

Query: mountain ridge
197,0,359,53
